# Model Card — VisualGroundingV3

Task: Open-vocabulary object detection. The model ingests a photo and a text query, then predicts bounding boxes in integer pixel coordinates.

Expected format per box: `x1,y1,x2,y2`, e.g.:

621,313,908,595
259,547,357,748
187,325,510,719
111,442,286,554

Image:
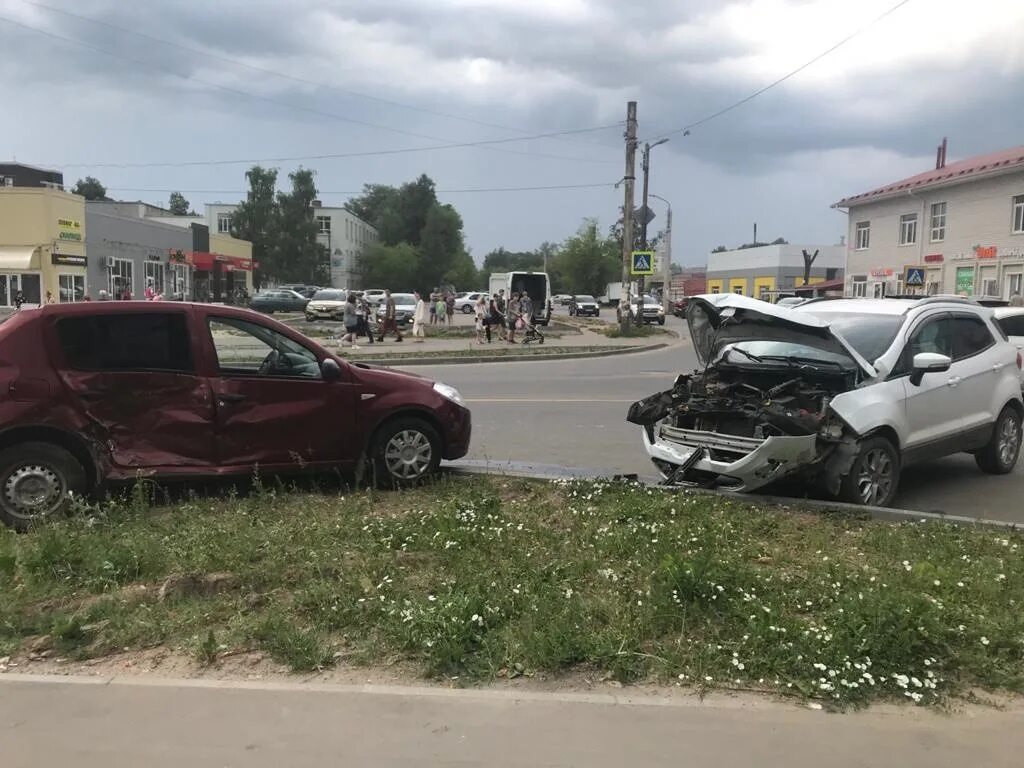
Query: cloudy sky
2,0,1022,265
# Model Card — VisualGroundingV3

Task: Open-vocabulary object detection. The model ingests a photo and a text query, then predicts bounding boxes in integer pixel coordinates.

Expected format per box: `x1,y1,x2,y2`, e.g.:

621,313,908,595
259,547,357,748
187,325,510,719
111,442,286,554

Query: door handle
946,376,962,387
993,363,1006,372
217,393,247,405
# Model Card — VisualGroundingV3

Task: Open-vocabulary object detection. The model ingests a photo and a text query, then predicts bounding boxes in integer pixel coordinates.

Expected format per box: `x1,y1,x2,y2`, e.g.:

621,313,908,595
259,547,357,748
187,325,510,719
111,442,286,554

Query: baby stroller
518,313,545,344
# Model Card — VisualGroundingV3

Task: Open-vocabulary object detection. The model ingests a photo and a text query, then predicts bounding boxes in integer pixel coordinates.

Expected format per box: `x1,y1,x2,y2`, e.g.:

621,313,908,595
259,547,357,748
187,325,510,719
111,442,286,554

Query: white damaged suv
628,294,1024,507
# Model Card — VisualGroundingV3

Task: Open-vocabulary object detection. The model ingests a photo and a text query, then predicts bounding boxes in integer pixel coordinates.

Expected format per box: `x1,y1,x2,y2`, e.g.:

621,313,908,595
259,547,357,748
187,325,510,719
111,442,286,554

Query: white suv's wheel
975,406,1022,474
839,437,901,507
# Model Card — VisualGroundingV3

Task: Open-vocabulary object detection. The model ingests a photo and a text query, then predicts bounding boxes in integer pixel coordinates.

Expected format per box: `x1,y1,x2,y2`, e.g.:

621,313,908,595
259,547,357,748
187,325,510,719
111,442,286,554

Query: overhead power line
651,0,915,140
51,124,617,169
17,0,603,148
105,182,616,195
0,12,617,166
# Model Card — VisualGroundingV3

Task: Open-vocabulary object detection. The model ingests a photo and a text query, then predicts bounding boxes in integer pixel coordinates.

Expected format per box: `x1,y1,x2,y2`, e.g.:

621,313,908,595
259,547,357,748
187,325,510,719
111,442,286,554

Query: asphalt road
3,676,1020,767
408,314,1024,523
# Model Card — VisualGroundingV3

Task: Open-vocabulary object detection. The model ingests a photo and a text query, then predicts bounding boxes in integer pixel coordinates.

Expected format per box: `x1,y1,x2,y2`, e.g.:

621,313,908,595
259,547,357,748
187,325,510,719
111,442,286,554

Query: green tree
273,167,328,285
362,242,419,289
345,183,398,232
72,176,108,201
231,166,279,289
553,219,620,296
482,247,544,273
168,191,191,215
417,203,466,290
711,245,728,253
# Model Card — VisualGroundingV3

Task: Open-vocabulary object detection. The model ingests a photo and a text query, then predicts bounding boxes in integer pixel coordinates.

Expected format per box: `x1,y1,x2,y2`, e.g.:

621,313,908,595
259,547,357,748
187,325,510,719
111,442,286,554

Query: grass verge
333,345,630,361
1,476,1021,708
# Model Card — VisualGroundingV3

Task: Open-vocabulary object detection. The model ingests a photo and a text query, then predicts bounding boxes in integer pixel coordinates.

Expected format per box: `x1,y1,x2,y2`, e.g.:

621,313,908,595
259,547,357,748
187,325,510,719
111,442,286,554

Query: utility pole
638,137,667,320
619,101,638,333
650,193,673,313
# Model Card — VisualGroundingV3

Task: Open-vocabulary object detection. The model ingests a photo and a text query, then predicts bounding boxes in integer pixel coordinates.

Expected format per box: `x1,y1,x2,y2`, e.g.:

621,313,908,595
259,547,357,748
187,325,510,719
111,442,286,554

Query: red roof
834,144,1024,208
795,278,845,295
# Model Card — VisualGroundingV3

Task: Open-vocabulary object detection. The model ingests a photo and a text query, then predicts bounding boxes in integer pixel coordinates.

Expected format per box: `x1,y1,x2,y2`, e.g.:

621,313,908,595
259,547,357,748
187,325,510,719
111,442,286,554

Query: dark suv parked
0,303,471,529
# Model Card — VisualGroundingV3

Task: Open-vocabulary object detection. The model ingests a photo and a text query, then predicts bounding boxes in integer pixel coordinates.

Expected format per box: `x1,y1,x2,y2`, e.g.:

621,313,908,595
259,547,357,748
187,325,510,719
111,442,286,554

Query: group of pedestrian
339,289,402,349
426,289,455,327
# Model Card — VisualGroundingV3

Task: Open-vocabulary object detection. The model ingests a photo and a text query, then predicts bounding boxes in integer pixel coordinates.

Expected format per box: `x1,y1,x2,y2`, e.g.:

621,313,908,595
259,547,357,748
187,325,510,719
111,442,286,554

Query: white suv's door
896,314,964,448
948,313,999,432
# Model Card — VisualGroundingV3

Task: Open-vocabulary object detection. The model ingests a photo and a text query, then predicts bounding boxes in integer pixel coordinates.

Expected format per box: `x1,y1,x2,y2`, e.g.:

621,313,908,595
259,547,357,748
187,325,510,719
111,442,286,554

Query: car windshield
392,294,416,305
635,296,657,303
577,295,596,302
799,311,905,362
312,290,345,301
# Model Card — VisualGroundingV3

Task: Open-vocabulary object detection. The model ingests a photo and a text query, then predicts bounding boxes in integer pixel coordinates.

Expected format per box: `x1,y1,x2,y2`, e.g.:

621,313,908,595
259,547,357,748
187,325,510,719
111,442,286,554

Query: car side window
951,315,994,360
891,316,954,377
56,313,194,373
998,315,1024,338
208,317,321,379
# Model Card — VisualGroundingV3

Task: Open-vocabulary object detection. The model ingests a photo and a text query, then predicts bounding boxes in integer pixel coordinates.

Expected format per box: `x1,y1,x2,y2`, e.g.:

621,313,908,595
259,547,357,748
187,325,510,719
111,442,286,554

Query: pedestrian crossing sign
631,250,655,275
904,266,926,287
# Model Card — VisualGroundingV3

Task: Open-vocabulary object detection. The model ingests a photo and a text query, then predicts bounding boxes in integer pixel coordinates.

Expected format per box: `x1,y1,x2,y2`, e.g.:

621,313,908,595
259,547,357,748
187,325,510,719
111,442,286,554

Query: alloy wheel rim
384,430,433,480
998,417,1021,466
3,464,65,521
857,449,893,506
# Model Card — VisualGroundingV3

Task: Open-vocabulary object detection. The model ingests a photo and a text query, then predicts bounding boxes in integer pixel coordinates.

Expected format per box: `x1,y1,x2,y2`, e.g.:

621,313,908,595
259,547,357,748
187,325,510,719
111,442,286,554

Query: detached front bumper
643,423,819,492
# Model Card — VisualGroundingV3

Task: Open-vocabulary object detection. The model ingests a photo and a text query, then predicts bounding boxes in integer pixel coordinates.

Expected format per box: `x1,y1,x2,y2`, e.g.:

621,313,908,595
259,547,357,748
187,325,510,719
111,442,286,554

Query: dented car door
201,312,356,469
52,309,217,468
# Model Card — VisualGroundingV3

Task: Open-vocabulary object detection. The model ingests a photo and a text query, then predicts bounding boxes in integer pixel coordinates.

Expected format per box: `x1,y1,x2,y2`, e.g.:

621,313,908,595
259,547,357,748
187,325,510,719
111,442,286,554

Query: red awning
185,251,253,271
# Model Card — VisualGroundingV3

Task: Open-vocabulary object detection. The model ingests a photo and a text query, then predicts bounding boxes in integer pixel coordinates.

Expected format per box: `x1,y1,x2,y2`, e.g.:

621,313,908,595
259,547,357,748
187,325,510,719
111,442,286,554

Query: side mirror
909,352,951,386
321,357,343,382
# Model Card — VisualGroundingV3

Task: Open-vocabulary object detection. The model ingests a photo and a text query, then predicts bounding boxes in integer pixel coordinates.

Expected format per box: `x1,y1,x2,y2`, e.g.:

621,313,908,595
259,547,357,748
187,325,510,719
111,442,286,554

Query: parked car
775,296,806,308
552,294,574,307
362,289,387,308
0,303,471,530
993,306,1024,387
672,298,689,318
375,293,418,327
628,294,1023,507
569,295,600,317
305,289,349,322
628,295,666,325
280,284,320,299
454,292,488,314
250,289,309,314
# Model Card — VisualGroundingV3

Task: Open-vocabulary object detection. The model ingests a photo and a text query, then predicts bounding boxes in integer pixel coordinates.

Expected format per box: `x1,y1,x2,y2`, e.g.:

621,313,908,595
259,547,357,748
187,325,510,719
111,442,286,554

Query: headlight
433,382,465,407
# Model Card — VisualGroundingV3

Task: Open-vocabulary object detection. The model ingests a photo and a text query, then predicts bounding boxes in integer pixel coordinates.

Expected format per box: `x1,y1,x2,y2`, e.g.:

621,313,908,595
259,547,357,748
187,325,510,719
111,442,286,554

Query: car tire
658,318,666,326
838,436,900,507
0,442,87,531
370,417,442,489
305,314,315,322
975,406,1022,474
462,305,473,315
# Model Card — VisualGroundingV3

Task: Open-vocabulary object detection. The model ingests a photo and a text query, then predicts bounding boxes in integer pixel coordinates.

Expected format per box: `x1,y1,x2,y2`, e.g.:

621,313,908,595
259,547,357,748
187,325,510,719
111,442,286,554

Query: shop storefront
897,246,1024,298
181,251,253,303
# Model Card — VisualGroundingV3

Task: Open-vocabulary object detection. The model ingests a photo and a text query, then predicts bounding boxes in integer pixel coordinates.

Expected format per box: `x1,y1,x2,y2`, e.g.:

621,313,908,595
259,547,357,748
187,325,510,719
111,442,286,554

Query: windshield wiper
726,347,765,364
758,355,848,370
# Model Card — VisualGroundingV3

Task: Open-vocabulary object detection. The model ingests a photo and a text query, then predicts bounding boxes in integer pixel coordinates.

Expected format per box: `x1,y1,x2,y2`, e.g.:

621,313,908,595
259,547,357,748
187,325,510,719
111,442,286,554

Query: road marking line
465,398,634,403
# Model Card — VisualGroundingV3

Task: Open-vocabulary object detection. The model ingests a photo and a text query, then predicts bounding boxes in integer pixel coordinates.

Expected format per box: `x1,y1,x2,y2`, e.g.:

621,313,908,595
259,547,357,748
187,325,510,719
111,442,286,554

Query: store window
0,274,41,306
58,274,86,303
171,264,190,299
872,282,884,298
109,258,134,300
144,261,166,297
981,277,999,297
1007,273,1023,300
852,277,868,297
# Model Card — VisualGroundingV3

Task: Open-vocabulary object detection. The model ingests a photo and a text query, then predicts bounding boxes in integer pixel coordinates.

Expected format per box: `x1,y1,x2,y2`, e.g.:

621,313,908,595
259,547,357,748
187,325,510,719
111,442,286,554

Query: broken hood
685,294,877,378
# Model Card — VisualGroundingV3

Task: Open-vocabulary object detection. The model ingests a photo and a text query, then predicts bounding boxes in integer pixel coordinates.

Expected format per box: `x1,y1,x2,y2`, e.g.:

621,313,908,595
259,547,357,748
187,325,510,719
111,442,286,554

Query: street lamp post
639,138,668,321
649,193,672,313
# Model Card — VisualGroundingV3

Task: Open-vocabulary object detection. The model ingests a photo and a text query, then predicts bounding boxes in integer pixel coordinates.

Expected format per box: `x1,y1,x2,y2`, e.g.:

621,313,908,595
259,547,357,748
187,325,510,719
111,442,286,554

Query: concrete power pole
619,101,638,333
661,203,672,313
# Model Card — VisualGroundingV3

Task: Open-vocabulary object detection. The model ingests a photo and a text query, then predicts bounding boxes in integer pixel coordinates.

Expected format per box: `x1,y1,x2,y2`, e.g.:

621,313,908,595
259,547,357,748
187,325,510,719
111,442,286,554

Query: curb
347,342,669,367
445,463,1019,529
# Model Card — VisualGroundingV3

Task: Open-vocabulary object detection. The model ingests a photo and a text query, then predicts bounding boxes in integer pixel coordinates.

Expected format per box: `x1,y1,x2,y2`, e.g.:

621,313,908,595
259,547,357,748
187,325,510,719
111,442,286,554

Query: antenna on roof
935,137,948,169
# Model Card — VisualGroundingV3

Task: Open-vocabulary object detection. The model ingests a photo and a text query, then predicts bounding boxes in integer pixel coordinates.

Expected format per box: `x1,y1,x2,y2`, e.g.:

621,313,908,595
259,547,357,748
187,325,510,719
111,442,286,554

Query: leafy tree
346,174,438,247
711,245,728,253
771,237,789,245
168,191,191,215
482,247,544,273
345,183,399,234
231,166,279,289
362,242,418,289
551,219,620,296
273,168,328,285
72,176,108,201
417,203,466,290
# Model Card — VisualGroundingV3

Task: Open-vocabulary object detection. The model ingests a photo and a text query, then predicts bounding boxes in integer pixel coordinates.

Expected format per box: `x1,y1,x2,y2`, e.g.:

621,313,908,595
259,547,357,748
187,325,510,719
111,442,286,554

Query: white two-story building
205,201,377,290
834,143,1024,299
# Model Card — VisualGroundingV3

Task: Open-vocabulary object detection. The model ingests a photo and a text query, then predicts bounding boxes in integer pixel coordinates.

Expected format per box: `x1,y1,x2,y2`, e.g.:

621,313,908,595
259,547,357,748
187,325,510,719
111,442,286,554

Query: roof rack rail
913,295,981,307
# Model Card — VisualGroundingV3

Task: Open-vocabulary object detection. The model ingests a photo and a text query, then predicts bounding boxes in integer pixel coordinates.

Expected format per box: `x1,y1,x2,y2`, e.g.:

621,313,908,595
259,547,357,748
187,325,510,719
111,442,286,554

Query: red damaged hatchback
0,302,471,530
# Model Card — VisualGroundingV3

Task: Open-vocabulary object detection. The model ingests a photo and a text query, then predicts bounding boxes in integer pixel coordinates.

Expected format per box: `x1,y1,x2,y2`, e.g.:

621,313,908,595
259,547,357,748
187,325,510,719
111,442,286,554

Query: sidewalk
2,674,1019,767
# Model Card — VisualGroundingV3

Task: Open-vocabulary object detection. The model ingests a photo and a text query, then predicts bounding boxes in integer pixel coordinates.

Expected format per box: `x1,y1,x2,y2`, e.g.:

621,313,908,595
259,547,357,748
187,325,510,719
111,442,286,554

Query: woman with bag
412,291,429,342
474,296,487,345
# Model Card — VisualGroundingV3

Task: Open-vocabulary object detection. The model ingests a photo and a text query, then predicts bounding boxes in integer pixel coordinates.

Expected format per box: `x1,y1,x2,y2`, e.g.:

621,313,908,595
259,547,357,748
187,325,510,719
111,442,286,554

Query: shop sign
168,249,189,265
51,253,87,267
869,268,894,278
57,218,82,242
1001,248,1024,261
146,253,165,262
924,253,944,263
975,245,997,259
955,266,975,295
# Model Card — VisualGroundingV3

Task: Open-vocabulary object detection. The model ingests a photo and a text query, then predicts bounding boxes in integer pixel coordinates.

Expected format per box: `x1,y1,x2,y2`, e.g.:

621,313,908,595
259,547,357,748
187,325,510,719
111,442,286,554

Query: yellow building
0,187,87,306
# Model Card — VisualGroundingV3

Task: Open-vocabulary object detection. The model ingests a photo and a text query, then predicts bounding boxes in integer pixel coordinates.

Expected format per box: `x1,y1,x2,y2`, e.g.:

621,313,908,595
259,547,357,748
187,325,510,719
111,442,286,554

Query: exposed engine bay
628,366,852,440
